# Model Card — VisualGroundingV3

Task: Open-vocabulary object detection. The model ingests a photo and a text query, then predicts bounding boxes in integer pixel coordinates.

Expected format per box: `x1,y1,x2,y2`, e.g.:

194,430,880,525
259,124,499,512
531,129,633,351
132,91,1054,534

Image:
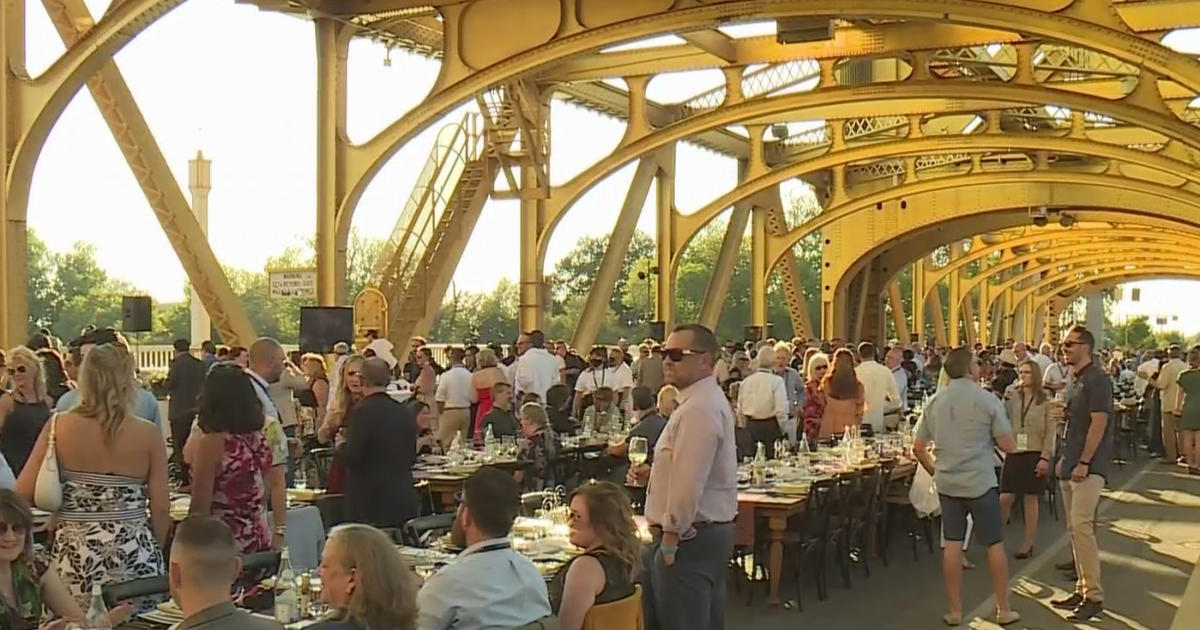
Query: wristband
1079,460,1091,467
660,543,678,555
1037,457,1049,463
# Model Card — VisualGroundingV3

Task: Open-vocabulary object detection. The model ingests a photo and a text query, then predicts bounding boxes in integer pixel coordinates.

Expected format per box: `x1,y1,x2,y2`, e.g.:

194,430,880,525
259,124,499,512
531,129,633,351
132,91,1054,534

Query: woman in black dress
1000,360,1055,559
0,347,51,476
549,481,640,630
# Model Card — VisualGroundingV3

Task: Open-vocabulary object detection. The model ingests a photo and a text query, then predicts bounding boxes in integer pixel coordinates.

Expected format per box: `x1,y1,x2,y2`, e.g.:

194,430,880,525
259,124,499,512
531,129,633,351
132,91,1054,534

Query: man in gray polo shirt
914,347,1019,627
1050,324,1114,622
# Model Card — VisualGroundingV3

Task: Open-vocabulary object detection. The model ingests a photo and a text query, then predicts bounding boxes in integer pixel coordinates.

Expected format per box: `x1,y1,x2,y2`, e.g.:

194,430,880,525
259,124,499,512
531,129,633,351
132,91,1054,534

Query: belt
443,407,469,411
648,520,735,534
747,416,778,423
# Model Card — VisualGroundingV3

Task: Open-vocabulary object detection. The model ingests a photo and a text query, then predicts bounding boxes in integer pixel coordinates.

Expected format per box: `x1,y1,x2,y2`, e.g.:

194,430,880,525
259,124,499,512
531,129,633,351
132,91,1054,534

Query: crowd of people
0,319,1191,628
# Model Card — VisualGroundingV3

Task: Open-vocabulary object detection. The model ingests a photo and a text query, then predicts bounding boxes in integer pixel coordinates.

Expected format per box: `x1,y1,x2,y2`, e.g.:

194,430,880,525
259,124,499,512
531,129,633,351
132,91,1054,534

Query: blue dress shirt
416,538,551,630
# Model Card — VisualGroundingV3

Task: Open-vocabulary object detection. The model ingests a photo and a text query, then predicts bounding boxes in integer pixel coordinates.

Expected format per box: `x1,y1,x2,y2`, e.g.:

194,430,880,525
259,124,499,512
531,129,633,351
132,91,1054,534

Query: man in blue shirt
57,328,163,432
914,347,1019,627
417,467,551,630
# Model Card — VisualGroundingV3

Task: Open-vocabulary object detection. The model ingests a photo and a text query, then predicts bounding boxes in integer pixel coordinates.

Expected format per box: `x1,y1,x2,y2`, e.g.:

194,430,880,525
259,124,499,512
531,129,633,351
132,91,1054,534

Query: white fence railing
133,343,461,372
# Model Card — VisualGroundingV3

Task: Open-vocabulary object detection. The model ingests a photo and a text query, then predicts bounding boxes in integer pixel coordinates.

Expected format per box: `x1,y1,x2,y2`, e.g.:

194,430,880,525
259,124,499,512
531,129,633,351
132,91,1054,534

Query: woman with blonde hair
470,347,508,440
297,353,330,436
800,352,830,444
516,402,556,490
311,523,418,630
550,481,641,630
16,343,167,612
0,347,52,476
819,348,865,439
1000,359,1055,559
319,355,365,493
656,385,679,417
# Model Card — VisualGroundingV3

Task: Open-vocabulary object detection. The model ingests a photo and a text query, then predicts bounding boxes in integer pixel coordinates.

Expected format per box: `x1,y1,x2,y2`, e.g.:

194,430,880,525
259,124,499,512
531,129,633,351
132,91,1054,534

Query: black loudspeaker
744,325,763,343
122,296,153,332
648,321,666,341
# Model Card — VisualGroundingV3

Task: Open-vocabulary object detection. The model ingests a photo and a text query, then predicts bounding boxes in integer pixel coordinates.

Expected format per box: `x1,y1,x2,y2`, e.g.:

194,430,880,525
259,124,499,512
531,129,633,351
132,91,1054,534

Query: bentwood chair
581,584,643,630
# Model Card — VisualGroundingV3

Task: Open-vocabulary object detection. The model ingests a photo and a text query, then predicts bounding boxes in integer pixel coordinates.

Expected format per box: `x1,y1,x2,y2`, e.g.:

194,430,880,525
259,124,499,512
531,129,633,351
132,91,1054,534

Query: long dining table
738,459,916,606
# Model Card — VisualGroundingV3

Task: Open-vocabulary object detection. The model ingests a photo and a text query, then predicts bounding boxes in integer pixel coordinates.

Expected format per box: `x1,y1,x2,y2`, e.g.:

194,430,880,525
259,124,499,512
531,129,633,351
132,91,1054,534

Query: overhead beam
571,157,657,351
679,29,739,63
42,0,256,345
545,22,1026,81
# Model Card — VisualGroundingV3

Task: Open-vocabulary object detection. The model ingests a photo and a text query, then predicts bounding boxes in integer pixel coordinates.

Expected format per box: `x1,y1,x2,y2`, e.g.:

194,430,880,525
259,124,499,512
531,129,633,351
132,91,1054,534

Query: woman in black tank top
548,482,641,630
0,348,51,475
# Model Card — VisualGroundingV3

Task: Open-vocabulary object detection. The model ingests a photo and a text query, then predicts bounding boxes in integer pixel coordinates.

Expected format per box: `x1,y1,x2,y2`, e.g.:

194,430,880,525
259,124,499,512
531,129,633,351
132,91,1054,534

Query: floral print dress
211,431,274,554
53,470,165,614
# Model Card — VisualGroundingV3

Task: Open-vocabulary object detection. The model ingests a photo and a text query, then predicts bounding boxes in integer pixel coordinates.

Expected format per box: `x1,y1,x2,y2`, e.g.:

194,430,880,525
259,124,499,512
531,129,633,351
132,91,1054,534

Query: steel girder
966,245,1200,310
819,186,1200,340
922,228,1200,306
544,78,1200,278
324,0,1200,288
1020,262,1200,313
2,0,189,344
37,0,254,345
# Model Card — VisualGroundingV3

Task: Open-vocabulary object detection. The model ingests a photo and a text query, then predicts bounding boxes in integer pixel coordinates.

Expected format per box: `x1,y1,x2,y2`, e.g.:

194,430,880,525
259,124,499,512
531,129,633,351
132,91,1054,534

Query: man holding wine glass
629,324,737,630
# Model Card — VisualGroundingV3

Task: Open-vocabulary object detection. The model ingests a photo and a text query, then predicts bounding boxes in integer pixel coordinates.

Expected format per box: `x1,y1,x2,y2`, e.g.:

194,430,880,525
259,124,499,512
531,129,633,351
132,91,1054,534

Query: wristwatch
1079,460,1091,467
274,525,288,536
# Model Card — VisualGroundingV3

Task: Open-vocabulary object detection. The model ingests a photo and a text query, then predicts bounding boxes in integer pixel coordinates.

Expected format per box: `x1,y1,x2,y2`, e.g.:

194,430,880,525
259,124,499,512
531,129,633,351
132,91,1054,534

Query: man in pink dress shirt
635,323,738,630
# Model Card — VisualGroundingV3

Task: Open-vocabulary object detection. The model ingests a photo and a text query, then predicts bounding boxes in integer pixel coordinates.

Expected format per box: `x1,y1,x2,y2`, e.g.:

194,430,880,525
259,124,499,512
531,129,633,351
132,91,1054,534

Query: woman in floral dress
16,343,168,613
188,364,275,553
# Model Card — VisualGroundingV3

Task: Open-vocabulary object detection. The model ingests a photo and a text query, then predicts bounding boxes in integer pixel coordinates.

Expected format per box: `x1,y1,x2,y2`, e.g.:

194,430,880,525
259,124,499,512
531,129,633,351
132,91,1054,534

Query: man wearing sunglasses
637,324,737,630
1051,325,1114,622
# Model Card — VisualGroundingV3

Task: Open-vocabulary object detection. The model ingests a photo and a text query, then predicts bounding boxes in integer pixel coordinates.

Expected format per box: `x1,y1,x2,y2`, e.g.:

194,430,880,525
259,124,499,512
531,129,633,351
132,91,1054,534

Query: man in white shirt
1153,345,1187,464
1135,349,1163,398
435,347,473,446
1044,348,1073,396
417,468,551,630
855,341,901,433
573,347,614,417
609,347,635,415
886,346,909,413
1034,343,1054,373
738,347,788,458
363,329,398,370
513,330,561,402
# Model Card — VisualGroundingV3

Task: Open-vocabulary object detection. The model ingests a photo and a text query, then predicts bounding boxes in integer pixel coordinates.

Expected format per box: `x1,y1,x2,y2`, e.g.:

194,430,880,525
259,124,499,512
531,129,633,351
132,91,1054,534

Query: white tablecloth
172,497,325,573
269,505,325,573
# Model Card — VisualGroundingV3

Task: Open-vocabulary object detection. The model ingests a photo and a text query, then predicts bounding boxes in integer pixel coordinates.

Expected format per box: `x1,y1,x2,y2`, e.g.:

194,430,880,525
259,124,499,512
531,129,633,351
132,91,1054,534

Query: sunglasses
5,365,26,376
0,522,27,536
1062,341,1080,348
346,370,363,377
815,365,828,370
662,348,703,362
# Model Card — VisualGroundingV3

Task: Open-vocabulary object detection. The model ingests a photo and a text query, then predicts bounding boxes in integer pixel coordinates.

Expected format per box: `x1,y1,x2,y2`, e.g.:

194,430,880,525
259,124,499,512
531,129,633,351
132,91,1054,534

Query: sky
20,2,1200,332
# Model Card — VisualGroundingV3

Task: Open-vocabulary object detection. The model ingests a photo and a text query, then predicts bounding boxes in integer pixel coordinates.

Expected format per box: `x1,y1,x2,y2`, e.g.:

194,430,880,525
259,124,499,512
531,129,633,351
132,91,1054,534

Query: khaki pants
438,408,471,447
1163,412,1181,461
1062,474,1105,602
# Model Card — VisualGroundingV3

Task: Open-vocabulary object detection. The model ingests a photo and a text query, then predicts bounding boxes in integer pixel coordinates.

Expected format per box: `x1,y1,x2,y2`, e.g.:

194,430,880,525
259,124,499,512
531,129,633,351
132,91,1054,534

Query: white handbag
34,414,63,511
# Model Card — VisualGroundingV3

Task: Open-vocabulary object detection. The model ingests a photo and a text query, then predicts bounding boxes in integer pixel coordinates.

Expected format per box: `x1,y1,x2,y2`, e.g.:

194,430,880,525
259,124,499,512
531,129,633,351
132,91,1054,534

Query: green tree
25,230,145,340
1110,315,1155,349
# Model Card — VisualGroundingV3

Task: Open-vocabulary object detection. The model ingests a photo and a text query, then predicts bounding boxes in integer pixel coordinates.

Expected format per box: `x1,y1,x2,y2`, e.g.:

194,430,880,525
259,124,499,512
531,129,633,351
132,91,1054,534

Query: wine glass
628,436,649,473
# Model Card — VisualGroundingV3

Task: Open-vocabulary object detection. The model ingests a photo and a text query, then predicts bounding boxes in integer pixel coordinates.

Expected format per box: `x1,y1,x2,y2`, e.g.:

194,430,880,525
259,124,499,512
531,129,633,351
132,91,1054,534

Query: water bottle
85,583,111,629
484,425,497,459
275,548,299,623
293,462,307,491
751,442,767,487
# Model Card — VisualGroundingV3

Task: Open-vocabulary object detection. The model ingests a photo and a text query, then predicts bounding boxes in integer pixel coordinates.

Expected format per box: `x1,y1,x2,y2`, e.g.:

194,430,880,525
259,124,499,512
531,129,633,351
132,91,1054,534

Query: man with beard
417,467,551,629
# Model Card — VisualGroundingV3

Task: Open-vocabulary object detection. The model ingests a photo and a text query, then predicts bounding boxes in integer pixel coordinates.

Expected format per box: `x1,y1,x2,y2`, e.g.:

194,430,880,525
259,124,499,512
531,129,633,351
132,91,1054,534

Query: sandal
943,612,962,626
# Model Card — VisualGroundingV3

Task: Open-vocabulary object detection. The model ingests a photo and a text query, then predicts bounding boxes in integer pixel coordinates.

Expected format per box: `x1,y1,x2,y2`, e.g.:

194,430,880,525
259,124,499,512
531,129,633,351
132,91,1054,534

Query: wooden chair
582,584,643,630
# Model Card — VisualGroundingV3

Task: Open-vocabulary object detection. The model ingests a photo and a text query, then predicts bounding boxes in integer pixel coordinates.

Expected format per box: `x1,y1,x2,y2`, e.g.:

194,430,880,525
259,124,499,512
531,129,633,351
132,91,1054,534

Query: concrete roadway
730,459,1200,629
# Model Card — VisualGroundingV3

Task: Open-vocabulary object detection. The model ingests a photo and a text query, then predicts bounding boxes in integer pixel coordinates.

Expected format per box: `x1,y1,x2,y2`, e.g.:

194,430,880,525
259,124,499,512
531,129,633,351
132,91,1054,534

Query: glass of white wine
628,436,649,483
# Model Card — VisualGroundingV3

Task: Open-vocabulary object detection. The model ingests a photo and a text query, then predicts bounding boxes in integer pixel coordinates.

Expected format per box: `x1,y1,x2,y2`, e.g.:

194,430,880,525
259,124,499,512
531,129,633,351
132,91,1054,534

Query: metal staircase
373,112,494,345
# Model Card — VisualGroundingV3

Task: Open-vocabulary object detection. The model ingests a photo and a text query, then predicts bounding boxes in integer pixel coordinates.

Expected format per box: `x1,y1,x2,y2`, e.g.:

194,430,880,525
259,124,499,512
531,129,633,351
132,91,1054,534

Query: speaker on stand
122,296,153,333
